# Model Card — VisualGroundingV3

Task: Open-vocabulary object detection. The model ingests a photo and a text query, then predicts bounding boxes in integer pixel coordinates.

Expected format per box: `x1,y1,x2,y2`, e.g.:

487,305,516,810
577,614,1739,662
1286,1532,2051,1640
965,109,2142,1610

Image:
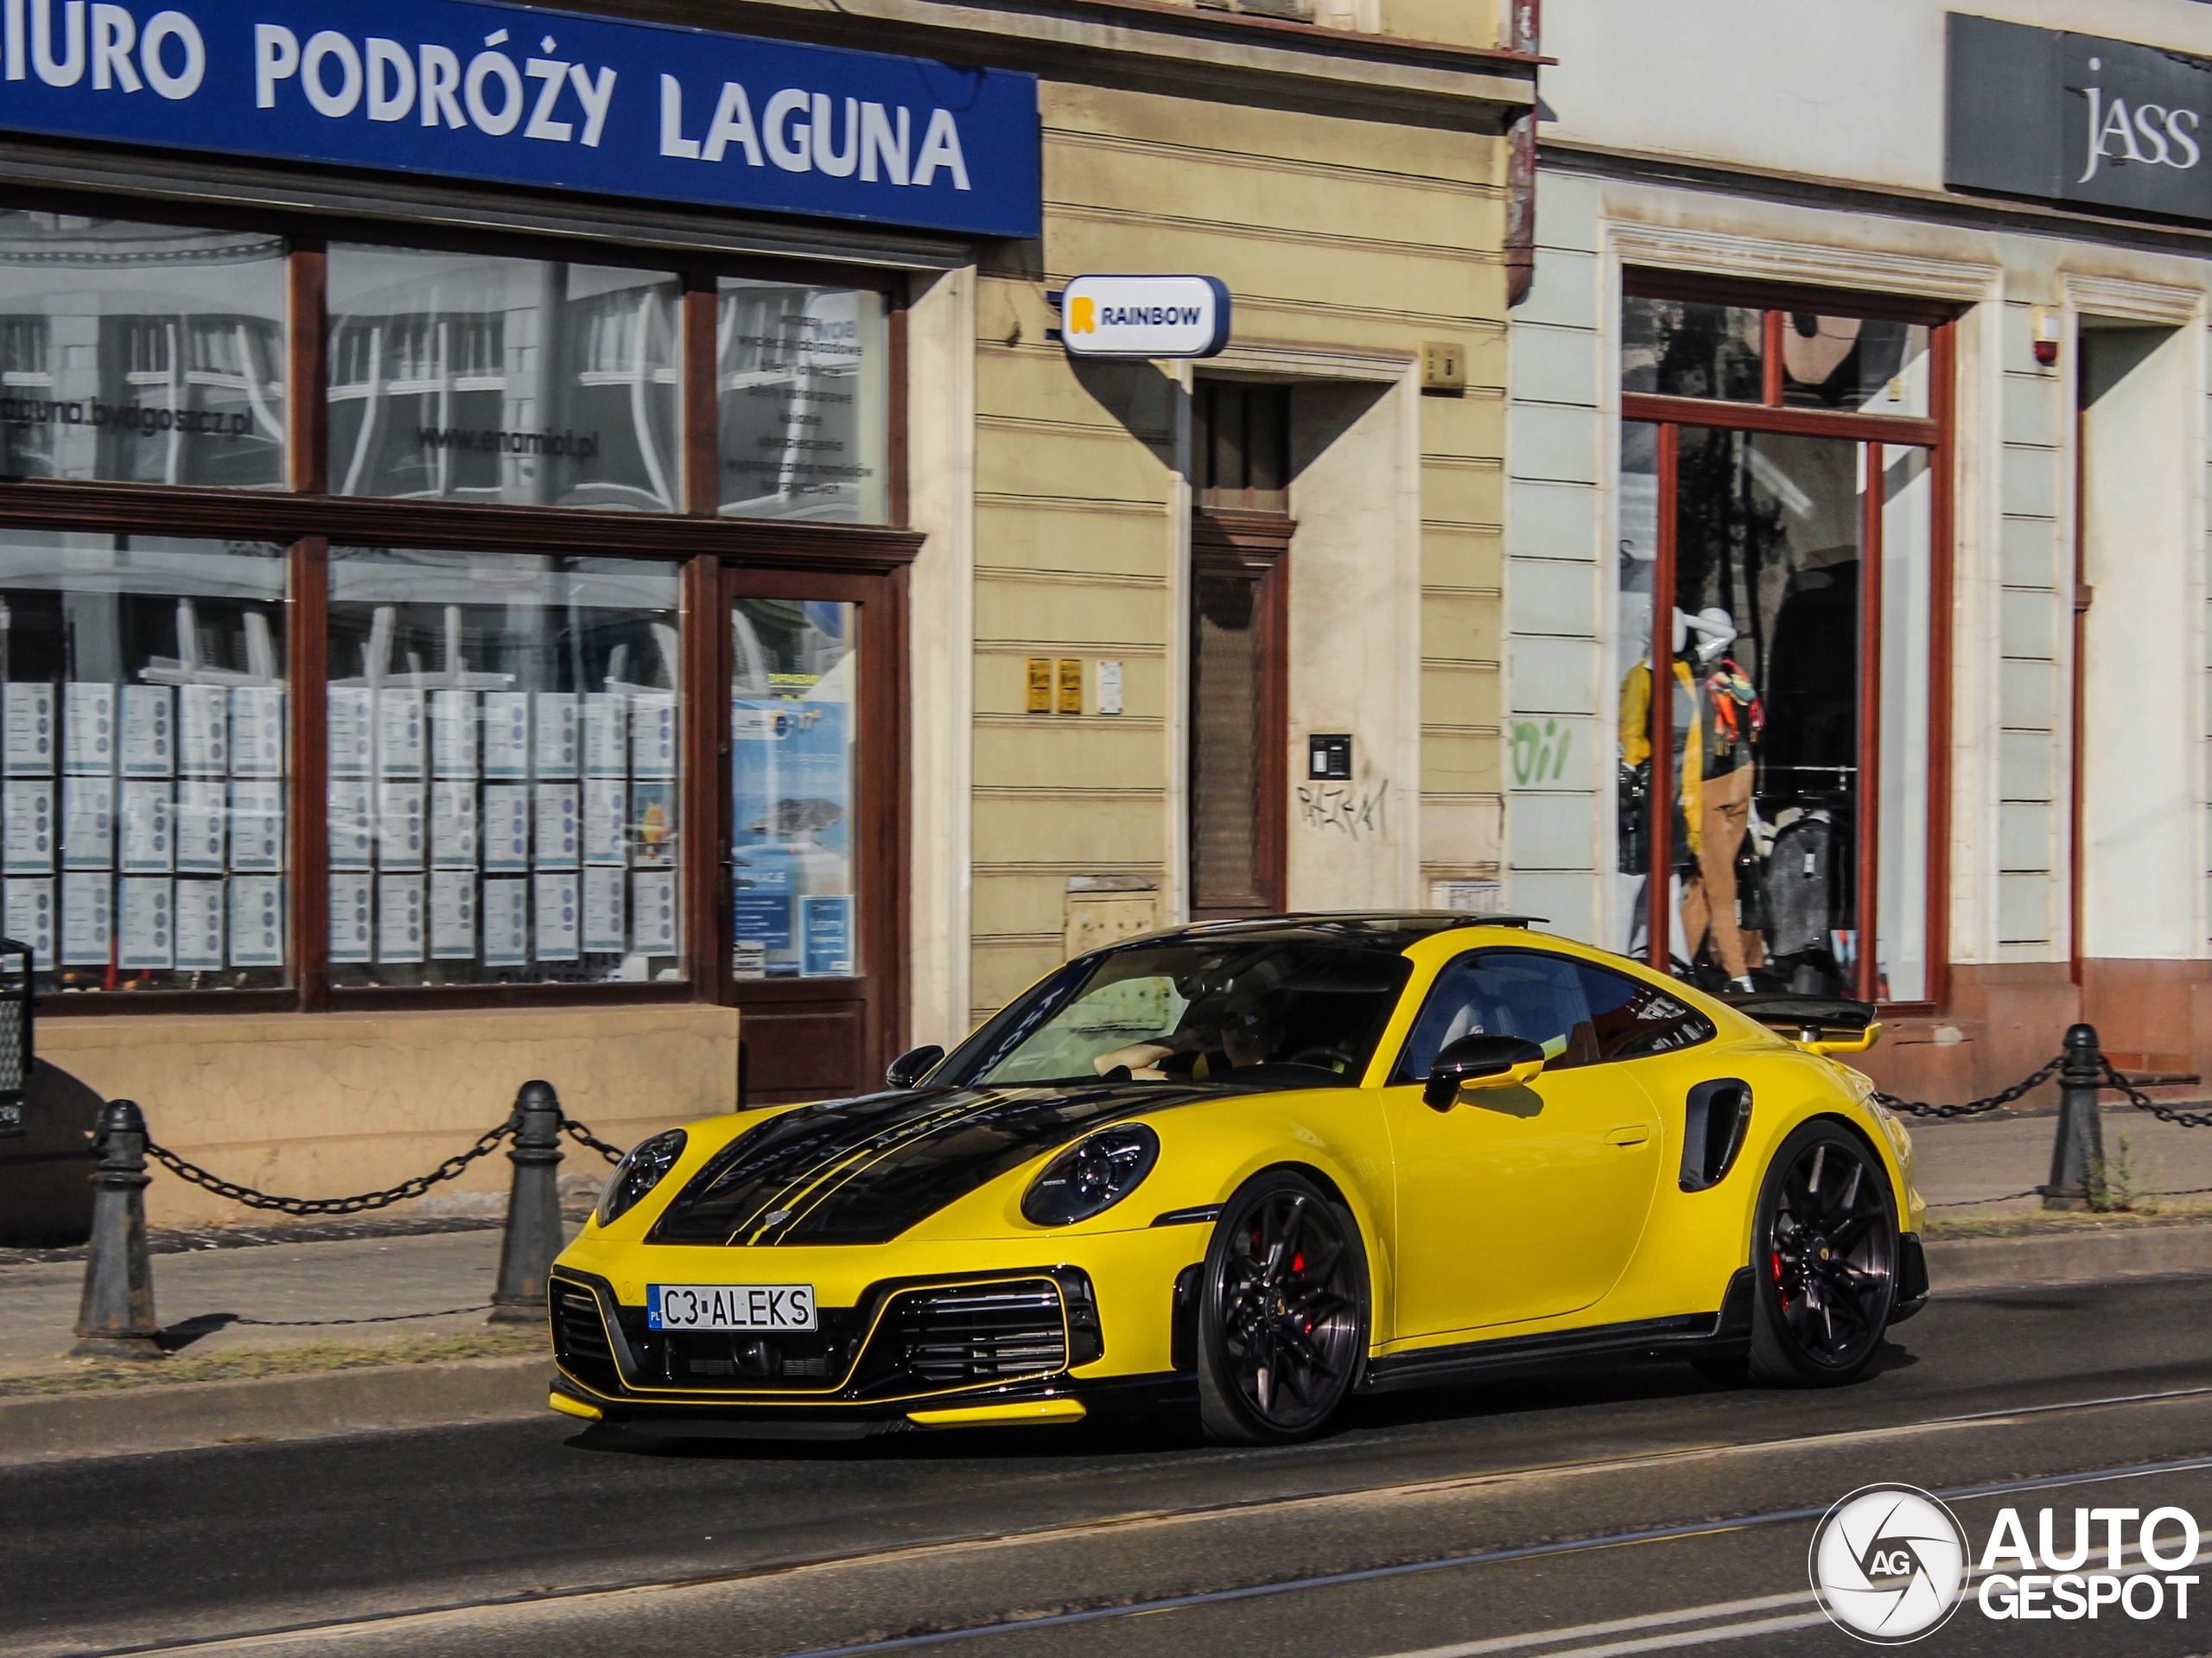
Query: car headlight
596,1129,687,1227
1021,1124,1160,1227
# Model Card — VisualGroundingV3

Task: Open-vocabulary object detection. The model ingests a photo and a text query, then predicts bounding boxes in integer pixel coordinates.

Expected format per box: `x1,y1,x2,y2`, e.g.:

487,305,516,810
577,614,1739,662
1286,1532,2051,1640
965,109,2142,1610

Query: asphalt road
13,1278,2212,1658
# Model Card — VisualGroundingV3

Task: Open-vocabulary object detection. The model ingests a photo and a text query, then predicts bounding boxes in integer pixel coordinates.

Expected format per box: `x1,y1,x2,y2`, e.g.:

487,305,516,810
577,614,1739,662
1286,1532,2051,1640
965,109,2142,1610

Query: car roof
1121,912,1551,950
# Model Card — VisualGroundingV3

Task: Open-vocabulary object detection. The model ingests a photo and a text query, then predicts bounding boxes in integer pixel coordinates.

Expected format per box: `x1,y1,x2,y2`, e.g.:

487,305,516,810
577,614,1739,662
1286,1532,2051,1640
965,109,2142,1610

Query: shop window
717,281,888,523
0,213,287,488
1618,276,1947,1005
326,549,683,988
327,248,683,511
731,597,857,978
0,531,289,992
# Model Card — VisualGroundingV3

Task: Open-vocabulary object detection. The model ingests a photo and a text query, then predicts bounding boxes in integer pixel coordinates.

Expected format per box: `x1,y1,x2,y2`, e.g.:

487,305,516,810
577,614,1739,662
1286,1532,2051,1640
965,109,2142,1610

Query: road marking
1373,1592,1814,1658
49,1395,2212,1658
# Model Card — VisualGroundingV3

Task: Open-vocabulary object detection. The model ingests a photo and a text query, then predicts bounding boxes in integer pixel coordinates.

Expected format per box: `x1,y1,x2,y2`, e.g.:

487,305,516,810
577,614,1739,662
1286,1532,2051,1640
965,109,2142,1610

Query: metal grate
0,938,29,1138
550,1282,620,1393
883,1281,1068,1387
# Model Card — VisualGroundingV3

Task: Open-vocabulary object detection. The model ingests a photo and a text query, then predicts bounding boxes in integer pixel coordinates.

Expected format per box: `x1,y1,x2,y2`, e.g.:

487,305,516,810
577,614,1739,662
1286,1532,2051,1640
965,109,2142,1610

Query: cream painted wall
1540,0,2212,194
41,1003,740,1228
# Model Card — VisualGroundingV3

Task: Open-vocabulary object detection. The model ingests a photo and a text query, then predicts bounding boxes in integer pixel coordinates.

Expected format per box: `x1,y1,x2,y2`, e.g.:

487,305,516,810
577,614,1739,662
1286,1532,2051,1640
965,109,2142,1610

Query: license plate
646,1283,817,1332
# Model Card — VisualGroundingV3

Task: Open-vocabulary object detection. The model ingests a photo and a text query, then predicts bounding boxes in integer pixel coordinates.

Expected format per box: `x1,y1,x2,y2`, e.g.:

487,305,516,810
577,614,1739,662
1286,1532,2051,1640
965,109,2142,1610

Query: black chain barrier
1872,1056,2063,1120
2097,1059,2212,1130
143,1112,625,1218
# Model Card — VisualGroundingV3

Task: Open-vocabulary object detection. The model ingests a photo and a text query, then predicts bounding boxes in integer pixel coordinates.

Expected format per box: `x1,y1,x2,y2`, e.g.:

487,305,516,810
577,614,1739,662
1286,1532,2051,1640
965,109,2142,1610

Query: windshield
939,937,1413,1089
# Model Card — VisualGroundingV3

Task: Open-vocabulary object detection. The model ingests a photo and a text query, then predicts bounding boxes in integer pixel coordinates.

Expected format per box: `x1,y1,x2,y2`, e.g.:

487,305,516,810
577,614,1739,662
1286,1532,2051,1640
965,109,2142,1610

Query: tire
1745,1120,1900,1387
1196,1171,1370,1445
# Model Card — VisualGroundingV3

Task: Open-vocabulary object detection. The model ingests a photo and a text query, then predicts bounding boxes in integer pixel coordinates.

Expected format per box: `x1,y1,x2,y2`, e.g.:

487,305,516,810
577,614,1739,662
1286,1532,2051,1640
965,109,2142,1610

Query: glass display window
327,549,683,988
716,279,887,523
0,530,288,992
1617,278,1949,1007
327,248,683,511
731,596,856,979
0,212,288,488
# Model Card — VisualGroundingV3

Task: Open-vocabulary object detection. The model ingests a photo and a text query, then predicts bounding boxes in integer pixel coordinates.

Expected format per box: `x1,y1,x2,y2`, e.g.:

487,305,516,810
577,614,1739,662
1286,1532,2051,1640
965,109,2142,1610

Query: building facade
1504,0,2212,1097
0,0,1533,1229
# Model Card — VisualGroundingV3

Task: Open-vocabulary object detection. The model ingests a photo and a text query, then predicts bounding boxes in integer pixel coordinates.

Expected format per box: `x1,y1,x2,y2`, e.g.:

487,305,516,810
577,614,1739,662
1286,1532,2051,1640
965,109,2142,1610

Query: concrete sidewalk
1908,1098,2212,1217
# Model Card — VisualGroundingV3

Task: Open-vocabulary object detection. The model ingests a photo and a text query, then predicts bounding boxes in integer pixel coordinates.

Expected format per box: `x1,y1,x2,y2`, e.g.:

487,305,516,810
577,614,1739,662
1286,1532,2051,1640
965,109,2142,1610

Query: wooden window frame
1623,270,1956,1014
0,189,917,1032
1188,507,1291,919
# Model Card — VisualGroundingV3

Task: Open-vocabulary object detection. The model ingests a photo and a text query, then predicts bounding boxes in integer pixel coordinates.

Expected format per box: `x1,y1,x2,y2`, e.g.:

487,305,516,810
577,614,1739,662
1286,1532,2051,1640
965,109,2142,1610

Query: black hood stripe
649,1082,1224,1247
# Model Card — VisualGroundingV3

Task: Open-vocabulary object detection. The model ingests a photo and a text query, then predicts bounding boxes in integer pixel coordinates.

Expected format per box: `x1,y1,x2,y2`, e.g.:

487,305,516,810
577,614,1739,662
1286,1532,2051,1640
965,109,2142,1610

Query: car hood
646,1081,1224,1248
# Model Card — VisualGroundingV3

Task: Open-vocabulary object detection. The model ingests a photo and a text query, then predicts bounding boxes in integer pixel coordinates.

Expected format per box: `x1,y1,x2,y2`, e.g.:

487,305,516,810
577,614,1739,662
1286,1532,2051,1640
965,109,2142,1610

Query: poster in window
631,693,675,779
329,873,372,963
481,878,529,966
60,872,111,966
328,779,372,870
230,687,285,778
118,878,173,970
630,783,676,867
632,870,677,956
800,893,855,977
534,783,579,868
3,779,52,873
229,875,284,968
730,699,851,943
118,781,173,873
378,874,424,963
120,686,173,778
584,693,626,777
63,684,113,775
4,683,53,776
430,869,476,959
583,778,625,865
482,692,530,780
180,684,228,778
327,686,374,779
733,848,793,964
60,777,113,870
430,780,478,867
582,864,624,953
4,877,52,969
175,780,225,873
175,880,224,971
378,689,424,781
534,694,578,779
378,785,425,870
229,782,283,872
483,785,530,872
432,689,477,779
535,873,579,962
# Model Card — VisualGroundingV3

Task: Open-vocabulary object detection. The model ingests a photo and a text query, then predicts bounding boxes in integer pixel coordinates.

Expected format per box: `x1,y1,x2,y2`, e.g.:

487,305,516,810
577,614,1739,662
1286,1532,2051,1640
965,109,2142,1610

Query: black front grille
551,1281,620,1394
857,1280,1068,1393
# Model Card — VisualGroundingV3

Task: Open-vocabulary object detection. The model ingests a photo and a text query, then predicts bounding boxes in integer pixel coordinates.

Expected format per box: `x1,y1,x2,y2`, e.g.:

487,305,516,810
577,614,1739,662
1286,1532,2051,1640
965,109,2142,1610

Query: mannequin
1675,607,1762,989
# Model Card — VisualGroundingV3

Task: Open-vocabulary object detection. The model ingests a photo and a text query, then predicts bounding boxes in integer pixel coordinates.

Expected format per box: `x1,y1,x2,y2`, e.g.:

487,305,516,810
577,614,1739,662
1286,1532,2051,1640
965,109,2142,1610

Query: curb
0,1353,551,1465
1925,1222,2212,1294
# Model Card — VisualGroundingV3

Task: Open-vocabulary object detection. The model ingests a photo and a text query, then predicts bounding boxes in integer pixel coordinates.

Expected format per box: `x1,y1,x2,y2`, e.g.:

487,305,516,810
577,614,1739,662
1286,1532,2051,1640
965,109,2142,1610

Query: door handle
1606,1125,1651,1147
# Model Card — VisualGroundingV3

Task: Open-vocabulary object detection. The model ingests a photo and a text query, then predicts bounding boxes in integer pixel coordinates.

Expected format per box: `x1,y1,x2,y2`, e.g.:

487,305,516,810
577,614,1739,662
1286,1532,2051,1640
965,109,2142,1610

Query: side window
1392,950,1602,1082
1573,963,1716,1060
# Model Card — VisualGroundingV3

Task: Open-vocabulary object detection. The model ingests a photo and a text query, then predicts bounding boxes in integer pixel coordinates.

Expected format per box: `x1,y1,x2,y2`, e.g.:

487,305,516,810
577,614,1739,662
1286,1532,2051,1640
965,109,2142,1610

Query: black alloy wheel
1745,1120,1899,1386
1196,1170,1369,1444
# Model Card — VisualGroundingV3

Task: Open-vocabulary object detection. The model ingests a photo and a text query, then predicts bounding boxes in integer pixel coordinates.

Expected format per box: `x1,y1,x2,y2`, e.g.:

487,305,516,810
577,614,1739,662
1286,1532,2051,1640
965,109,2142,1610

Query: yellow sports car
548,915,1926,1444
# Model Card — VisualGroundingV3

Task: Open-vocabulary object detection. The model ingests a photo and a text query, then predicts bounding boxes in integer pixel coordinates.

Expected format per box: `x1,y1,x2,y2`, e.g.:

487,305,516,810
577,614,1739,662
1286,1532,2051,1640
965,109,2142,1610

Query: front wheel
1196,1171,1370,1444
1746,1121,1899,1387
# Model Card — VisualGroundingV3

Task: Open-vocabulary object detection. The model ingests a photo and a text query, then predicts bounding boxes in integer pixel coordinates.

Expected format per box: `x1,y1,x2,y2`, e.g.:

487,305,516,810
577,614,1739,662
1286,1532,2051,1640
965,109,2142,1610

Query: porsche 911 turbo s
547,914,1925,1444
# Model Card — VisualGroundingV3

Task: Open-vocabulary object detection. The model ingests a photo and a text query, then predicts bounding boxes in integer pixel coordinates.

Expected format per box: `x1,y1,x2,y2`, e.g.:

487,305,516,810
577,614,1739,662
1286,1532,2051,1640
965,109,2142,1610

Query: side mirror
885,1045,945,1090
1424,1035,1547,1110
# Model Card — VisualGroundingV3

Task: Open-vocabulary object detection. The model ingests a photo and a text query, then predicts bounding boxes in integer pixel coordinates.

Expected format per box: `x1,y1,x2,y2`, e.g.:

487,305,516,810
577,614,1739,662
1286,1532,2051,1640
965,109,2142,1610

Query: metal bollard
71,1100,161,1359
489,1081,565,1324
2042,1023,2109,1210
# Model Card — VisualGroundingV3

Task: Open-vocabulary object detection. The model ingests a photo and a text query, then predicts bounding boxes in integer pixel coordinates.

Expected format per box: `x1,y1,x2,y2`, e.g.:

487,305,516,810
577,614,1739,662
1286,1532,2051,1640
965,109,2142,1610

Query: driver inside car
1094,1002,1281,1080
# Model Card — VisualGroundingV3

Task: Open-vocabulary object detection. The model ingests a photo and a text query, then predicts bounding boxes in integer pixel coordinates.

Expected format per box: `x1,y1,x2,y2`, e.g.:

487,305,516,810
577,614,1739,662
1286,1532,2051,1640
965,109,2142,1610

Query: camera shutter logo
1809,1484,1967,1643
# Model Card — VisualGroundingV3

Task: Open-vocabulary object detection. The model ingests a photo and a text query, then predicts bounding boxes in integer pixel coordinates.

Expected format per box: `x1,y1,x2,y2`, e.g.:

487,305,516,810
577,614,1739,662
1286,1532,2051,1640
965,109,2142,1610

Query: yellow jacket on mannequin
1619,658,1704,857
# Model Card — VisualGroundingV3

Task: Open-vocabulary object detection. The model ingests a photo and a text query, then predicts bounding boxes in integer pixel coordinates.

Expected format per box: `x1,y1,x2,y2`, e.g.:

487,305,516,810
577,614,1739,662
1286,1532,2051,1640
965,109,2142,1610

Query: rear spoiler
1720,992,1882,1058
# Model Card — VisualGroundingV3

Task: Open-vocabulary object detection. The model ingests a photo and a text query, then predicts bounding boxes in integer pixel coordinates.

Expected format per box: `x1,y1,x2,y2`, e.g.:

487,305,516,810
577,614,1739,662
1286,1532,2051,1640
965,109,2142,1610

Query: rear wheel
1747,1121,1899,1386
1196,1172,1369,1444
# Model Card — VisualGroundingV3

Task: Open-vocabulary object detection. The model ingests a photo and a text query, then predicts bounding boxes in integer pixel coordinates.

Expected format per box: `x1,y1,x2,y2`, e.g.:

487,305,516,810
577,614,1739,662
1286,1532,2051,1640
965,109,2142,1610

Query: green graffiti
1510,719,1573,788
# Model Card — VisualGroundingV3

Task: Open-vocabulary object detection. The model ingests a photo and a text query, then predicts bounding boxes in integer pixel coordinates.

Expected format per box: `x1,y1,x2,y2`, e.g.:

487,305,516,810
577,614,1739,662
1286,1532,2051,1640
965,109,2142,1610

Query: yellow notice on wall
1056,658,1084,715
1026,657,1053,714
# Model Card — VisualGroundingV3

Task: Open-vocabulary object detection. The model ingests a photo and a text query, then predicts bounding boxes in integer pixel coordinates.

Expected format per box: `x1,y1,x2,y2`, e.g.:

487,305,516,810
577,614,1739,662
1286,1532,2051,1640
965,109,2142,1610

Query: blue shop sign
0,0,1040,238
